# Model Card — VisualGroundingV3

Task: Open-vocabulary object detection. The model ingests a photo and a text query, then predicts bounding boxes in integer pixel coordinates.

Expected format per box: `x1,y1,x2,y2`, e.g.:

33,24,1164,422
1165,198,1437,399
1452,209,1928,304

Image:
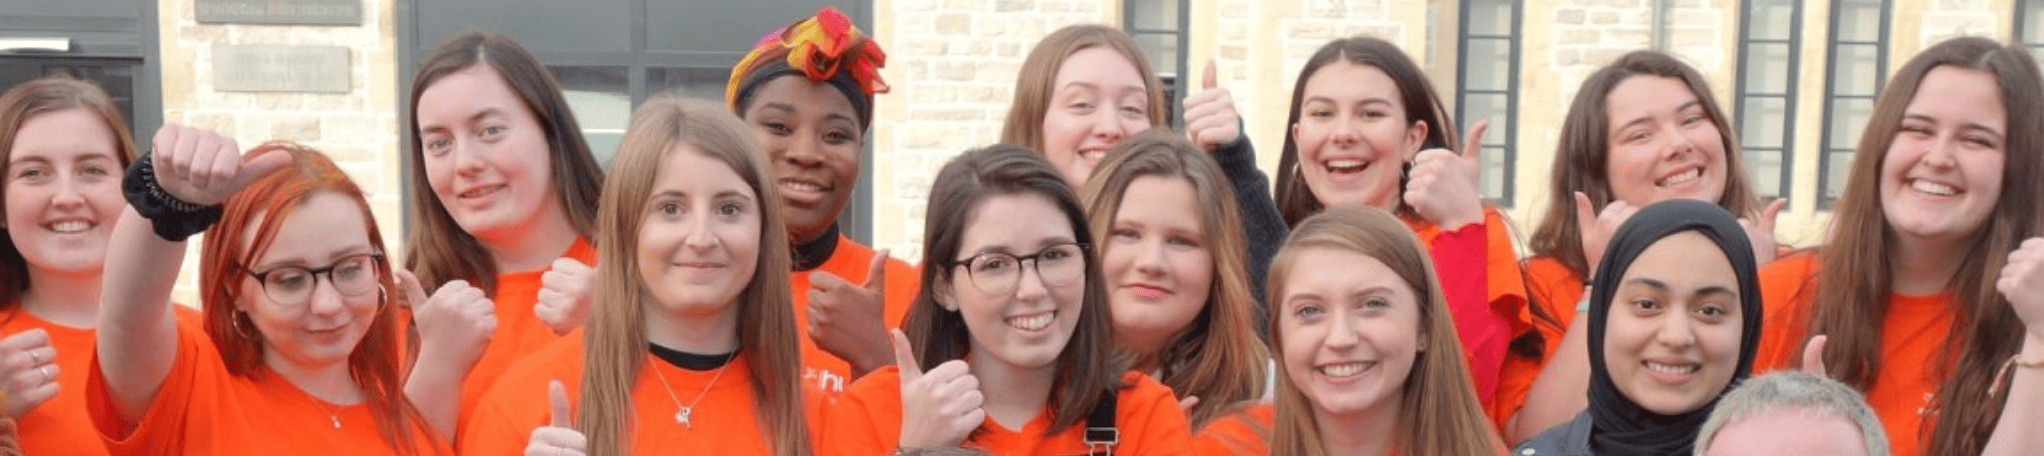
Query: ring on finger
39,365,52,383
26,349,40,366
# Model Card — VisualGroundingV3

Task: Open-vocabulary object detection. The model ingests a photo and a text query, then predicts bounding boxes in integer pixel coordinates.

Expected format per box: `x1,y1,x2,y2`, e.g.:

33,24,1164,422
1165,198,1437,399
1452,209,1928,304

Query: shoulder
1512,412,1593,456
481,334,586,404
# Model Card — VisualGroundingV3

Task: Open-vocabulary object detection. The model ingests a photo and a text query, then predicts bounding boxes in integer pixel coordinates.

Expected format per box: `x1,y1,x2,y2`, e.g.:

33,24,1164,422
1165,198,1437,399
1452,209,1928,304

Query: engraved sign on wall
196,0,361,26
212,44,351,93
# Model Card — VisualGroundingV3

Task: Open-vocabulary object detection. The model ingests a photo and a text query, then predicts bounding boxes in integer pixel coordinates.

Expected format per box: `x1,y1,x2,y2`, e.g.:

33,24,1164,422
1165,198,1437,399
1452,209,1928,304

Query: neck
1312,399,1401,456
480,204,580,273
20,267,103,328
1890,232,1969,296
643,303,741,355
968,351,1059,430
1117,330,1173,371
263,349,364,405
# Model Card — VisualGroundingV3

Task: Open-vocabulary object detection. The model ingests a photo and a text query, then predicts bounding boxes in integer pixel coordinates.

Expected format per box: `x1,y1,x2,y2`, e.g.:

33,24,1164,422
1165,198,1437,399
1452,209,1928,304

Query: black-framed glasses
243,253,385,307
949,242,1088,295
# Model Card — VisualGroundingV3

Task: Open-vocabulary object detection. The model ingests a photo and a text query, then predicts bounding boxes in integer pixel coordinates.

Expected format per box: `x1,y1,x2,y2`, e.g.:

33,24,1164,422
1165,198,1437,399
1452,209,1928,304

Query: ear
1290,122,1303,145
933,276,960,312
1403,119,1430,160
1417,328,1429,352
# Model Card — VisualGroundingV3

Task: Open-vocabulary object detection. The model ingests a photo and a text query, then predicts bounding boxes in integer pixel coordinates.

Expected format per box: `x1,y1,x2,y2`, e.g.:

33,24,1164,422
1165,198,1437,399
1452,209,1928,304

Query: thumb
394,269,428,309
226,151,295,194
1760,198,1786,232
891,329,923,381
548,379,572,428
1177,395,1200,415
1201,60,1218,90
864,249,890,292
1800,335,1829,378
1574,192,1597,237
1460,119,1489,168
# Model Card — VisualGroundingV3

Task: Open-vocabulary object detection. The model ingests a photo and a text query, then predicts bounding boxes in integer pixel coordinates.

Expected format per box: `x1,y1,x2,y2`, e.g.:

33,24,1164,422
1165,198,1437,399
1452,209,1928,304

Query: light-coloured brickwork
156,0,401,304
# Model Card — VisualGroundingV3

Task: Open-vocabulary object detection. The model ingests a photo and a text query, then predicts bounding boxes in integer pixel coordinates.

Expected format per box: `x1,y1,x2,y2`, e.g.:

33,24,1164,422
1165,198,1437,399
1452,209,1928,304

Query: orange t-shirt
790,235,920,395
1405,206,1528,412
1752,253,1952,456
823,367,1193,456
459,333,821,455
456,238,597,432
1489,255,1582,432
1192,403,1271,456
85,323,440,455
0,306,199,456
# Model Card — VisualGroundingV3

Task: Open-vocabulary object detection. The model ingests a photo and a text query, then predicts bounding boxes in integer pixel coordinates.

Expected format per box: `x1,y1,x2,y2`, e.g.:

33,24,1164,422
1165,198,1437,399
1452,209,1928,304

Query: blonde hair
1267,207,1500,456
576,95,807,456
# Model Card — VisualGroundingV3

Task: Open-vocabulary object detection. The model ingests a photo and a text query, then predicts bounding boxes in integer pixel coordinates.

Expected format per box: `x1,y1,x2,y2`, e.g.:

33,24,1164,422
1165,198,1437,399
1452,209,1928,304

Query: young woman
1077,130,1267,434
1516,200,1762,455
824,144,1192,456
1001,24,1285,311
457,96,810,456
1752,37,2044,456
403,30,607,434
1266,206,1501,456
0,75,196,456
724,6,919,393
1508,50,1772,441
92,132,439,454
1272,36,1523,412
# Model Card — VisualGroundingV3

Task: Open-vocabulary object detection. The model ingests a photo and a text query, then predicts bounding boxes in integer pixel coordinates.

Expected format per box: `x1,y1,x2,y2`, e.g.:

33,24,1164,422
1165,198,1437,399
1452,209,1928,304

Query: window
1733,0,1801,200
2019,0,2044,67
1125,0,1188,127
1457,0,1520,204
407,0,874,240
1817,0,1887,206
1,0,161,143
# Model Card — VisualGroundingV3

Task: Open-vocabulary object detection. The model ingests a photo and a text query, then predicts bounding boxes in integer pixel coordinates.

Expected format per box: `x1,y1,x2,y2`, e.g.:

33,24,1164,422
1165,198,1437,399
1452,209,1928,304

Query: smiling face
1278,245,1422,420
1879,66,2007,243
1039,46,1153,188
1290,61,1427,212
741,76,863,244
1103,175,1213,351
5,108,125,277
943,193,1088,373
636,145,762,319
1603,231,1745,415
1603,75,1729,207
240,192,383,373
415,64,567,247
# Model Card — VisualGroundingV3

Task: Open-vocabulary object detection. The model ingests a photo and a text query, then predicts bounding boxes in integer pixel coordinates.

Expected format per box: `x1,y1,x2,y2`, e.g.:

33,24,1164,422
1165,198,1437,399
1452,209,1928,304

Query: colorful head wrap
726,6,889,129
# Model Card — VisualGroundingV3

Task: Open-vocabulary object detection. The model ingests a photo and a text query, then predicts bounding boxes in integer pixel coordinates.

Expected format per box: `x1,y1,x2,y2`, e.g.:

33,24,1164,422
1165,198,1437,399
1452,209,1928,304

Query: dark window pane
1135,33,1181,79
548,66,629,165
2028,0,2044,43
1130,0,1181,31
1462,93,1510,200
0,58,139,134
1467,0,1513,36
417,0,630,53
648,1,856,56
649,67,733,103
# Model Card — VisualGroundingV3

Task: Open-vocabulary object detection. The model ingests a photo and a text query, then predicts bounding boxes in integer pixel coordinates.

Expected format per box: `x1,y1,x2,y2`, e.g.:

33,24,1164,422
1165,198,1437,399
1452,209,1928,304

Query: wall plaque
213,44,351,93
196,0,361,26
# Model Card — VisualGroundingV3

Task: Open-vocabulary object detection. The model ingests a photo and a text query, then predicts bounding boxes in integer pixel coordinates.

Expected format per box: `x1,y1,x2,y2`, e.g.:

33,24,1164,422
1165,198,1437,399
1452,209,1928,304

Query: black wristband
123,151,223,242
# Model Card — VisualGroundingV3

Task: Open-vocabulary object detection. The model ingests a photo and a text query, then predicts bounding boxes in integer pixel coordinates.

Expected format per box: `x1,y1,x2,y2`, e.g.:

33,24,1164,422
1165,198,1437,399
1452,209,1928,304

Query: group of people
0,5,2038,456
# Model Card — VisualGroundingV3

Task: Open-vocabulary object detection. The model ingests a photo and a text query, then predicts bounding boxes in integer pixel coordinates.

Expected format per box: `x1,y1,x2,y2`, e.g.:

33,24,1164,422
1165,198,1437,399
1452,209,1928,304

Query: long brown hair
199,143,435,454
902,143,1122,435
576,95,806,456
0,75,139,312
1274,37,1457,226
403,30,605,291
1078,130,1267,430
1267,207,1500,456
1529,50,1761,281
999,25,1169,154
1792,37,2044,455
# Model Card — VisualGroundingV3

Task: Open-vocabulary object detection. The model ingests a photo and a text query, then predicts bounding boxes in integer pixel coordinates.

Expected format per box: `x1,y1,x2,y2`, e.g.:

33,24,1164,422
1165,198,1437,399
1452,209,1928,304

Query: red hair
196,142,435,454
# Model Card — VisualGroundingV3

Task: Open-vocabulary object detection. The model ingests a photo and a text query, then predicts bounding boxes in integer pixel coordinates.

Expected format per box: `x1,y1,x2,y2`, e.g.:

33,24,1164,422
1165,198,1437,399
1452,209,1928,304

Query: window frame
1124,0,1191,128
1731,0,1803,203
1455,0,1522,206
1816,0,1890,208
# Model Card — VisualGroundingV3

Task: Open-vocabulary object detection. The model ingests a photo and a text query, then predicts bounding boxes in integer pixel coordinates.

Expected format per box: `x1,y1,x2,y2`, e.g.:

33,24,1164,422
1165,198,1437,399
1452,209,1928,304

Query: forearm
94,207,188,424
1511,312,1591,443
405,346,475,442
1983,336,2044,455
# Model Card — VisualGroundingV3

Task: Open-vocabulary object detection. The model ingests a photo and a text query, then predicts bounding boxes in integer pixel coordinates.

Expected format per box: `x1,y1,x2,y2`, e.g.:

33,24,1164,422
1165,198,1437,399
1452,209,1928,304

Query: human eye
1293,302,1324,320
716,201,746,217
1109,228,1140,243
761,120,793,136
1630,297,1661,312
973,254,1015,275
824,128,859,145
1166,234,1201,248
1362,297,1391,310
266,269,312,292
423,136,454,156
11,165,47,181
654,200,683,216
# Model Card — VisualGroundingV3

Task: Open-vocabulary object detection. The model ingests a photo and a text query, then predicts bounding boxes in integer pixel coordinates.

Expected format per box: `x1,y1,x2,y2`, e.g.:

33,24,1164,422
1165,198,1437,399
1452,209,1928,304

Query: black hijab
1583,199,1763,455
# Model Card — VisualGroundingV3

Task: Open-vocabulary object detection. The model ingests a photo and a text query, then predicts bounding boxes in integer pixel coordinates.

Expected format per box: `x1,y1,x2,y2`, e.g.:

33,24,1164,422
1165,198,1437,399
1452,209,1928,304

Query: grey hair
1694,371,1889,456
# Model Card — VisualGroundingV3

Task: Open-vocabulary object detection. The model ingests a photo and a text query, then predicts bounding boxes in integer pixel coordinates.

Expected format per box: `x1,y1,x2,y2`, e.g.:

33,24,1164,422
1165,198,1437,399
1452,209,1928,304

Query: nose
1132,237,1168,277
1013,258,1053,301
452,140,486,176
1653,310,1698,350
51,173,86,209
1921,135,1960,170
1091,109,1128,144
303,275,348,317
1663,122,1699,160
1331,116,1364,149
1323,308,1360,349
781,131,824,168
682,210,720,251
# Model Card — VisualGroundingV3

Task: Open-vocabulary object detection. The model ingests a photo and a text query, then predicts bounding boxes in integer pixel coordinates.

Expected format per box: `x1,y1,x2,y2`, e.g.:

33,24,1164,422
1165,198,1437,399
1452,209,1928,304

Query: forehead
1903,66,2006,129
652,144,752,195
1605,75,1700,120
245,191,374,265
958,193,1074,252
1052,46,1146,91
1280,245,1413,297
10,108,119,159
1300,60,1403,105
416,64,529,123
745,76,859,120
1620,231,1736,286
1113,175,1201,223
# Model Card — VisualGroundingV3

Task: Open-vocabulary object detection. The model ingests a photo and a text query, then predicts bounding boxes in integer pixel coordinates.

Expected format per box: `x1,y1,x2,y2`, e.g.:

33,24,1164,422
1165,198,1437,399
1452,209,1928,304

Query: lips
1324,159,1370,174
1643,359,1700,383
1908,178,1960,196
1121,283,1170,300
457,184,505,200
1005,311,1055,331
43,219,94,234
778,178,834,205
1314,361,1377,382
1657,167,1703,188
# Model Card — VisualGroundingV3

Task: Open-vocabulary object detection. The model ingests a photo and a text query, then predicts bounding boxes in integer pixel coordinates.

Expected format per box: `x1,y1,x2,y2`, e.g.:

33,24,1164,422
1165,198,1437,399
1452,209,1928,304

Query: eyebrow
1615,101,1705,132
420,108,508,132
1304,96,1393,108
1901,113,2005,137
251,247,376,271
10,153,119,166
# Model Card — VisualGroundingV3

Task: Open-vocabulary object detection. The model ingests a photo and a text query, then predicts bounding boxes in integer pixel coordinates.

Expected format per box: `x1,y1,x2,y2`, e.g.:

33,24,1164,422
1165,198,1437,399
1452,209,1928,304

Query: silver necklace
651,353,735,429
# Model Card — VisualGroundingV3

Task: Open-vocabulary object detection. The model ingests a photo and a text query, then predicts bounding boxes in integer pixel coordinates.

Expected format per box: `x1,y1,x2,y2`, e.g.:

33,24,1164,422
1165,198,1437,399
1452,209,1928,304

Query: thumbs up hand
1182,60,1242,151
148,124,292,207
1574,191,1641,277
536,257,596,336
808,251,894,376
525,380,586,456
894,329,982,449
1404,120,1489,230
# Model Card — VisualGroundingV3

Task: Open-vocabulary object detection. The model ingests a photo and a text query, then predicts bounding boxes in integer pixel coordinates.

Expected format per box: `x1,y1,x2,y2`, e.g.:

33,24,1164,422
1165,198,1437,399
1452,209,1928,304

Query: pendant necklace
652,352,735,429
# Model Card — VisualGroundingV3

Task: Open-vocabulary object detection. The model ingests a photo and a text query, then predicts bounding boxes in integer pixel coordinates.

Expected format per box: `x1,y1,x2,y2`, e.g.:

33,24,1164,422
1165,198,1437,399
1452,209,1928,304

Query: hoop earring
232,311,256,336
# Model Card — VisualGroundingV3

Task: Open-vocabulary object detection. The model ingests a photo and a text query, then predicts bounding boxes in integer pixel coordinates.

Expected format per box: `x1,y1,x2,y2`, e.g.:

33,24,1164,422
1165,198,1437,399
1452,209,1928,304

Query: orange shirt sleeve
1192,404,1270,456
1489,256,1584,432
1408,207,1526,413
87,321,213,455
819,367,905,456
1752,252,1820,372
5,306,194,456
1115,372,1196,456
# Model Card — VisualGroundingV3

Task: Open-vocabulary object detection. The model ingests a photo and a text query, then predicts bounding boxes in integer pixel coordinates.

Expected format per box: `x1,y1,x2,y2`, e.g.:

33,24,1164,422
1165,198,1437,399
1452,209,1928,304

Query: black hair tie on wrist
123,151,223,242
